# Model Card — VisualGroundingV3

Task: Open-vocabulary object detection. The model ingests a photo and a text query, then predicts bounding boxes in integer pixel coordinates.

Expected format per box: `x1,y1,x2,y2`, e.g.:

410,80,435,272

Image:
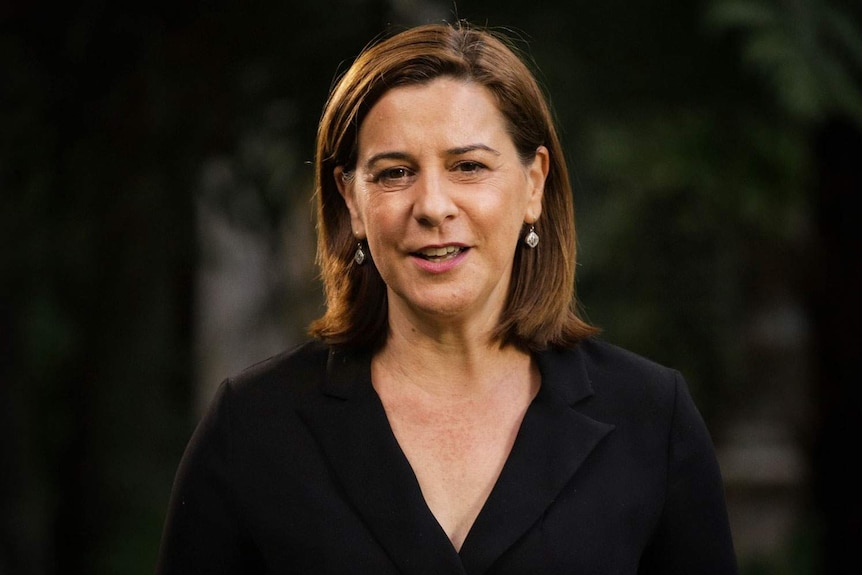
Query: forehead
357,78,512,154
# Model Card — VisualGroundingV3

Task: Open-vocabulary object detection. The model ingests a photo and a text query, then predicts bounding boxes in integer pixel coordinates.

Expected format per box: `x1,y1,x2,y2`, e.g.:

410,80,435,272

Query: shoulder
544,337,690,425
190,340,337,455
220,340,331,410
576,337,676,381
545,337,682,395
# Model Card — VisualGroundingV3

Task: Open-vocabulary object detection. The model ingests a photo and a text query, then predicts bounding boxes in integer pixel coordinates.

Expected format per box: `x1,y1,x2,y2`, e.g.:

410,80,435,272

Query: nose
411,172,458,227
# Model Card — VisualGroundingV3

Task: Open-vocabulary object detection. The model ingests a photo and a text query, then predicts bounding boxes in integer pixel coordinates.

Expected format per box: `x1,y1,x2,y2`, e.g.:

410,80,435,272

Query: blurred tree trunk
1,5,199,573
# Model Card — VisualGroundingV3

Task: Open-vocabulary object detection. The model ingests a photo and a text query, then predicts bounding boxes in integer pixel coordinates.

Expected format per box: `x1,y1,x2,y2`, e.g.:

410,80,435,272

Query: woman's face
336,77,547,331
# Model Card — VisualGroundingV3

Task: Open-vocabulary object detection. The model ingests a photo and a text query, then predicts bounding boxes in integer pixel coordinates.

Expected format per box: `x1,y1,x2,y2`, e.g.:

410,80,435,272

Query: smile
414,245,466,261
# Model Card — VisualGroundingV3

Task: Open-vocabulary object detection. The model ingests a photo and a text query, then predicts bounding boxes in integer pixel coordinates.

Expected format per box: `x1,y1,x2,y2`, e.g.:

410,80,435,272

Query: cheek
362,200,406,245
477,186,530,231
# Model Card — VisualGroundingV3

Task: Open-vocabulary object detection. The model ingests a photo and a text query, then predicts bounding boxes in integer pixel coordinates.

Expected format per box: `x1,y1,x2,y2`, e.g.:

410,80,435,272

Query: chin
405,290,498,324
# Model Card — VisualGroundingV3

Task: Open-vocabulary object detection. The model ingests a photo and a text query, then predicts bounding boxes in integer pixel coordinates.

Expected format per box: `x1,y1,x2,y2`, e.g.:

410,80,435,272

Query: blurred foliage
2,0,859,574
707,0,862,124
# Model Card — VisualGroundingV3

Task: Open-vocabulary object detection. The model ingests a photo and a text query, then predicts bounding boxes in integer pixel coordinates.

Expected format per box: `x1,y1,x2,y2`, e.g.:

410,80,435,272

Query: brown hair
309,21,598,351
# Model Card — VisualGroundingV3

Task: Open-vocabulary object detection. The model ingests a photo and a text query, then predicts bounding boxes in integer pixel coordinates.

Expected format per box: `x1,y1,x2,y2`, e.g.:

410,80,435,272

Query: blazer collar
459,346,615,573
301,347,465,574
298,344,615,575
320,344,596,402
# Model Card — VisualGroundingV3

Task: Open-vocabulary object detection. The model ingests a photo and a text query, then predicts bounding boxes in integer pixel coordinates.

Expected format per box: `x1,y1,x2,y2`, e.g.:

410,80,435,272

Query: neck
375,307,533,400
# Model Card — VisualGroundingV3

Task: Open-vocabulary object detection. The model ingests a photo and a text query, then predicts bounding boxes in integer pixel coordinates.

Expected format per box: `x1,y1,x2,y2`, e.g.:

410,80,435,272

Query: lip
409,243,469,273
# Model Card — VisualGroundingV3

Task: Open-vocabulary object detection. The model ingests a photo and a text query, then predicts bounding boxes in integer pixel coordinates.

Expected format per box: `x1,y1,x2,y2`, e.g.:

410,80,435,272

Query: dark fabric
156,338,738,574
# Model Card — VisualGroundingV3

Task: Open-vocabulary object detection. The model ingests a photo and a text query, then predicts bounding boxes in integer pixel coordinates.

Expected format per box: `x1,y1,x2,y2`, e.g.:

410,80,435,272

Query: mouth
412,245,467,261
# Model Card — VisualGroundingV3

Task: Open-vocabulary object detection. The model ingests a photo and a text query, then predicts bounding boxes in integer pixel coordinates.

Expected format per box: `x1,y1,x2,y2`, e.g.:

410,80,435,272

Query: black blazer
156,338,738,574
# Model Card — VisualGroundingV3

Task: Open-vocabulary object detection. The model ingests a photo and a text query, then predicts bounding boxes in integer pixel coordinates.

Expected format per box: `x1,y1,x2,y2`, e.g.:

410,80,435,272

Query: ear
524,145,549,224
334,166,366,239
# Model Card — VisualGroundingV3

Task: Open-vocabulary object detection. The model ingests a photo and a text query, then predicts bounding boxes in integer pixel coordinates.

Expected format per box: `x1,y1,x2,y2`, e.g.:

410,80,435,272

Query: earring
354,241,367,265
524,225,539,248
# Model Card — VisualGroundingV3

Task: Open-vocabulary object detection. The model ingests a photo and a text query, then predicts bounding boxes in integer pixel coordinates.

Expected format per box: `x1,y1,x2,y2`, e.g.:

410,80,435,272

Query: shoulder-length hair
309,21,598,352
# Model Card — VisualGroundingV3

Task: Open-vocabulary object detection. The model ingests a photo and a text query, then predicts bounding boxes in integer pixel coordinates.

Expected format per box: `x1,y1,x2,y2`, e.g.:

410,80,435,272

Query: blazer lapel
296,347,466,575
459,346,616,575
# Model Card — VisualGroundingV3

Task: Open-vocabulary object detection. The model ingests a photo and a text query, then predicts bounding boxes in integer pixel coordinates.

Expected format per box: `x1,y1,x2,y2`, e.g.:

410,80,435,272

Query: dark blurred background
2,0,860,573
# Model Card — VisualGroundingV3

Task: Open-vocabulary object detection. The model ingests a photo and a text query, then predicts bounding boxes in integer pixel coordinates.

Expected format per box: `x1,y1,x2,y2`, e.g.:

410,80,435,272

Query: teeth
419,246,461,258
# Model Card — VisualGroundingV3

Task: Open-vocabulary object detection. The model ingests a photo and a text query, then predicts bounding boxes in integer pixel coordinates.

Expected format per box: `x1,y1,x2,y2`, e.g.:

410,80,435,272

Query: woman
157,22,738,574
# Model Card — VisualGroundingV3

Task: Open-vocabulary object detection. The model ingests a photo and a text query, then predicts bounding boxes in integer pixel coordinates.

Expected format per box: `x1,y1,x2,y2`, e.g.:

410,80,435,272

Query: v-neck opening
305,344,614,575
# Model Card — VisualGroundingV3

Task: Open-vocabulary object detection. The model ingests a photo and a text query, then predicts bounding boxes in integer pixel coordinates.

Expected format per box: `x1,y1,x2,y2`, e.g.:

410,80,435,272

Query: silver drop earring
354,241,367,265
524,225,539,248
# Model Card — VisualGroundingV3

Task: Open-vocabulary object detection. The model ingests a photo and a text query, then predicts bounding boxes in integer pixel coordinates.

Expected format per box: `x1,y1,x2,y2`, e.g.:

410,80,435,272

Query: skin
335,77,549,551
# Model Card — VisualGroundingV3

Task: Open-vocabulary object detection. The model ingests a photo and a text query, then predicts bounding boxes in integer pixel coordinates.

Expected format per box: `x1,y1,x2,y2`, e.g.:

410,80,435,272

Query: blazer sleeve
155,379,258,574
639,372,739,575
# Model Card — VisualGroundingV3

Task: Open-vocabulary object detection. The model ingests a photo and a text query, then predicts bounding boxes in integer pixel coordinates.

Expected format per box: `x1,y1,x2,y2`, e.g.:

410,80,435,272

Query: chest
381,397,530,550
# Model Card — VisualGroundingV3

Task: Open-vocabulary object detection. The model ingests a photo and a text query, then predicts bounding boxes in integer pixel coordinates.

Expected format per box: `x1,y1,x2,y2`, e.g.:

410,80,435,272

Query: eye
454,161,485,173
373,167,414,184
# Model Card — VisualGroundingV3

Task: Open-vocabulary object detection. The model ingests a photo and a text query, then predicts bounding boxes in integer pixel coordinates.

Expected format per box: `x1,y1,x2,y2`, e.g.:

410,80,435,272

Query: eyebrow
447,143,501,156
362,144,501,170
363,151,413,170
